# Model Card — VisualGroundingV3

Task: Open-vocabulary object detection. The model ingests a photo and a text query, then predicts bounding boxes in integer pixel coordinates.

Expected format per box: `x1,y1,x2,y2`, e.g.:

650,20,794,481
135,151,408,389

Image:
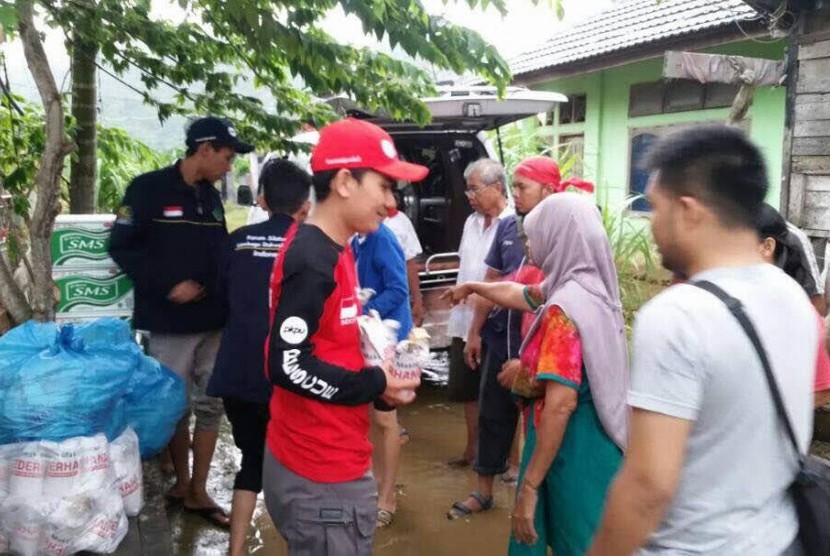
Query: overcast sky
322,0,612,58
8,0,612,87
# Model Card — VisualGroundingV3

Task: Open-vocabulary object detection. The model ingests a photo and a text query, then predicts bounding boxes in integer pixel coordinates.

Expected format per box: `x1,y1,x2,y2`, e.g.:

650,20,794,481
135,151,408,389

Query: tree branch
0,245,32,325
17,0,73,321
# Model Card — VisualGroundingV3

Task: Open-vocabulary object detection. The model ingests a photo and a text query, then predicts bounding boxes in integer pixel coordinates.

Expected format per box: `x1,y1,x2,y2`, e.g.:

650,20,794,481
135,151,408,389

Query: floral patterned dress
508,305,622,556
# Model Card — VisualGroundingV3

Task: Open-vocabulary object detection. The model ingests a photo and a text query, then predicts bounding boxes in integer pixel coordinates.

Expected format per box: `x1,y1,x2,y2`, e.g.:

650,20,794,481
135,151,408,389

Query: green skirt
508,374,622,556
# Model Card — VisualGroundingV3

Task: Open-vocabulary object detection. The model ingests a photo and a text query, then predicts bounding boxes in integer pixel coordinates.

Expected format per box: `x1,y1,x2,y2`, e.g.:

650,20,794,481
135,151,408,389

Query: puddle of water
169,385,515,555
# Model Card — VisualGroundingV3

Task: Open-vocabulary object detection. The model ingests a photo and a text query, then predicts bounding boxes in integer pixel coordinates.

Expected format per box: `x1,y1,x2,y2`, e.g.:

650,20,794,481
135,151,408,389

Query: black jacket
207,213,294,404
109,161,228,333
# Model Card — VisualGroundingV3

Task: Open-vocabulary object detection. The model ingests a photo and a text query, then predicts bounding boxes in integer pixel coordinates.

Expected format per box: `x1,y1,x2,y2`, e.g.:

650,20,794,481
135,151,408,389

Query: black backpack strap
692,280,805,467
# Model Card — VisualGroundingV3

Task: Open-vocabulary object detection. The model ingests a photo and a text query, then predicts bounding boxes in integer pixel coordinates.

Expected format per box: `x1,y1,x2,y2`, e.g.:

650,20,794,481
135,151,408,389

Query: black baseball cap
186,117,254,154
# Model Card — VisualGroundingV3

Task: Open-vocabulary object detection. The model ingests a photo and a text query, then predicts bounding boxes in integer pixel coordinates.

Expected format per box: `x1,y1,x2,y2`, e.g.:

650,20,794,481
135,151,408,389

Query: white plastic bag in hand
358,311,399,366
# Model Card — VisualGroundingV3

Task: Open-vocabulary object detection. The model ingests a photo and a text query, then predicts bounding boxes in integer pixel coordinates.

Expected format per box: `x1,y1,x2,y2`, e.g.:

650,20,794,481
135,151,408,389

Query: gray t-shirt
630,264,817,555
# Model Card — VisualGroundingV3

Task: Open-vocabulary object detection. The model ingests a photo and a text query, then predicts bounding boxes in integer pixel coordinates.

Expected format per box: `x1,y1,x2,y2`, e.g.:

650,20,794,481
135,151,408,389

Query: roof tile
510,0,759,76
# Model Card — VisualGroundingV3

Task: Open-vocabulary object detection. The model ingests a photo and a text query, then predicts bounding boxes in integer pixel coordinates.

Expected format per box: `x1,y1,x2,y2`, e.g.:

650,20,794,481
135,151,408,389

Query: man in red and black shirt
263,118,427,555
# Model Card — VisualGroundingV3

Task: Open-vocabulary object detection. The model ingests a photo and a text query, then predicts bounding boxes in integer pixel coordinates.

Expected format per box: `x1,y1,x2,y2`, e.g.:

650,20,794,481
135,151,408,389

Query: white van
246,86,565,350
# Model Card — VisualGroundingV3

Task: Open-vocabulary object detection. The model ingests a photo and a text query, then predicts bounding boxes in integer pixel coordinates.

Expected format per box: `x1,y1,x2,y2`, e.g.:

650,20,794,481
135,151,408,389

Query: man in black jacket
207,159,311,555
109,116,253,528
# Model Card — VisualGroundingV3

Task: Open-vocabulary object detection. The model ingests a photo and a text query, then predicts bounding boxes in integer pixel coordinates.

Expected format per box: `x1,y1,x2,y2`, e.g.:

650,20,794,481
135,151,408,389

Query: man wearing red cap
448,156,594,519
262,118,426,555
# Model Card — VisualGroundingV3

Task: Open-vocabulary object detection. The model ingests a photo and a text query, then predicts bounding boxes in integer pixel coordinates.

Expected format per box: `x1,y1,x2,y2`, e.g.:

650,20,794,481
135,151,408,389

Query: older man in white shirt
385,204,425,325
446,158,514,468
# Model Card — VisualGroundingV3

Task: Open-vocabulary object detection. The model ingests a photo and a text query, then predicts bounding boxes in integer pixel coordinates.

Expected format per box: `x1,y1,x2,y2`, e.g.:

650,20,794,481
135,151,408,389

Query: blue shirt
483,215,525,357
352,224,412,340
207,214,294,404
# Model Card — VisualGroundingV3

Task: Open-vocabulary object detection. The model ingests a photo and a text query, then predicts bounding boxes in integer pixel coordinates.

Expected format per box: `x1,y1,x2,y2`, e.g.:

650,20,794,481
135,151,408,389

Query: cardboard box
51,215,116,268
53,268,133,315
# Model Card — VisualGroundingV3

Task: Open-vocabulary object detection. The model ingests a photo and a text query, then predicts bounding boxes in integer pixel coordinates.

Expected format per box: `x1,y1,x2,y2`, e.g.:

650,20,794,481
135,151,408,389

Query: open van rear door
333,86,566,134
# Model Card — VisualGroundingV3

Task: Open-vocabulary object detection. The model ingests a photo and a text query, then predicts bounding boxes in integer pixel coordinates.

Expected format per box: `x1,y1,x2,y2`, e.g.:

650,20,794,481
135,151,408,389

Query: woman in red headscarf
445,155,597,524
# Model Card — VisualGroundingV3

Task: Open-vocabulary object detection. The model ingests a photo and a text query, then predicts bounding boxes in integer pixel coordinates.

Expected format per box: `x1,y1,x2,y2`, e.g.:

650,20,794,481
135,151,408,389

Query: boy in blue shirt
352,222,412,528
352,223,412,339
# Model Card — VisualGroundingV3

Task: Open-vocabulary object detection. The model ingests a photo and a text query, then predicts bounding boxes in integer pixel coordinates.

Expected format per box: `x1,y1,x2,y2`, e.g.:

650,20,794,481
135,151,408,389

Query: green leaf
555,0,565,21
0,2,18,42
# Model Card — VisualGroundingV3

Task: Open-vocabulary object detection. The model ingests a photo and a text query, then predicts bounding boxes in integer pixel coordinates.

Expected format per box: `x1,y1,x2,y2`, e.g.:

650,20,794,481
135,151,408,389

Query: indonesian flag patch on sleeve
163,206,183,218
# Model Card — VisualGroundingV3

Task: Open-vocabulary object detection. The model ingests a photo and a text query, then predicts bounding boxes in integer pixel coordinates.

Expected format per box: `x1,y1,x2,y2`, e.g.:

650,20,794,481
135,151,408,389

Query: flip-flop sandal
447,456,472,468
446,491,493,520
183,505,231,529
164,493,184,510
376,508,395,529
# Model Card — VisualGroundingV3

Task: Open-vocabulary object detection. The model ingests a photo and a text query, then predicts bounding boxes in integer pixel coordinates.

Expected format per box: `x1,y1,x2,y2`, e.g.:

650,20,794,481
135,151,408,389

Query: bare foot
447,451,475,468
185,489,221,510
501,466,519,484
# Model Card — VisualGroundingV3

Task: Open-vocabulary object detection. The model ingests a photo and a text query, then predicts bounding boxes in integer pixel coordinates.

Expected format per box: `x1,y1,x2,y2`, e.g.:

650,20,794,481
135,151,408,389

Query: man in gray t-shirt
588,125,817,556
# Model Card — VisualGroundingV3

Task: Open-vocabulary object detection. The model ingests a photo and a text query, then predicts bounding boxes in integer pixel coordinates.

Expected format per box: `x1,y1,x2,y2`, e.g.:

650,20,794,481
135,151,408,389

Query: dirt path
168,385,516,555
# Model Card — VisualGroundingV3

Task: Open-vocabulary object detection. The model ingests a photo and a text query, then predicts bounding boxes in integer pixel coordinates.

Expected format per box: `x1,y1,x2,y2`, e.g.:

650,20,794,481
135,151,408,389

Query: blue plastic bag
125,356,186,459
0,318,186,457
0,320,137,443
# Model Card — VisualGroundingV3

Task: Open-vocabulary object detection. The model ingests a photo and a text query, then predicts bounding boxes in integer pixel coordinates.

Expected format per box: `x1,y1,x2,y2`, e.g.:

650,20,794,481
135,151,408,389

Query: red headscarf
514,156,595,194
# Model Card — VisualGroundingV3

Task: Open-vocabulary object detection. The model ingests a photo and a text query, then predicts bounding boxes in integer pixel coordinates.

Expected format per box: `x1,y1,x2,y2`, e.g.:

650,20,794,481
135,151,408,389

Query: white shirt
631,265,815,555
247,205,269,226
447,205,514,341
384,212,422,261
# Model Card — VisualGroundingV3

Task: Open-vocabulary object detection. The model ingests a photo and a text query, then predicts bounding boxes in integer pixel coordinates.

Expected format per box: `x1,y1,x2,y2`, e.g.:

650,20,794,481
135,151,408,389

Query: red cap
311,118,429,182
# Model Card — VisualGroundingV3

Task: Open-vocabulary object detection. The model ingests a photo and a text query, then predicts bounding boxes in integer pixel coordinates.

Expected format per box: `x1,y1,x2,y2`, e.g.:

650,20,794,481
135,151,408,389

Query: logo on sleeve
279,317,308,344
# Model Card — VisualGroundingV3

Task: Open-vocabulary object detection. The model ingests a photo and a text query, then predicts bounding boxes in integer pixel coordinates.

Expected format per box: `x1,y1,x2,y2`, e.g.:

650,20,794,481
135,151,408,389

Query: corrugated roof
510,0,760,77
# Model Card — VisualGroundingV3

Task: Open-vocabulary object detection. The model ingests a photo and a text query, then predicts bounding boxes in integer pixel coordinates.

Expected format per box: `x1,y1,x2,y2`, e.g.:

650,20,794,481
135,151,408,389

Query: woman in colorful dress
443,192,629,555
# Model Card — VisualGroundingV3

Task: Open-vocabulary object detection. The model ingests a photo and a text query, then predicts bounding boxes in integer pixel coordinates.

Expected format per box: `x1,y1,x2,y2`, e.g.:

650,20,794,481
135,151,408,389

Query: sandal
164,492,184,510
183,505,231,529
399,427,411,446
376,508,395,529
446,491,493,520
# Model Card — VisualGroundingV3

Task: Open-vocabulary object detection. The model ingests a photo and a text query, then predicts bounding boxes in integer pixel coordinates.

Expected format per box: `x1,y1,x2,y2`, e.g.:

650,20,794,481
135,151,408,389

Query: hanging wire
0,54,24,116
97,62,102,116
730,0,799,43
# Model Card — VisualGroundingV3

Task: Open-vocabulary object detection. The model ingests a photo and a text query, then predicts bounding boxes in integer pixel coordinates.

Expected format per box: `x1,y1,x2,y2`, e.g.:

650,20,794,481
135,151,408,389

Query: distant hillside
6,34,275,152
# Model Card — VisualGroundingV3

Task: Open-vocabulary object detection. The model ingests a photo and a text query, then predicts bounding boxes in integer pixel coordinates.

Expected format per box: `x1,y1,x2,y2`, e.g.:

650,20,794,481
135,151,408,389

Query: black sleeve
108,179,183,295
215,233,234,315
373,398,395,412
268,260,387,406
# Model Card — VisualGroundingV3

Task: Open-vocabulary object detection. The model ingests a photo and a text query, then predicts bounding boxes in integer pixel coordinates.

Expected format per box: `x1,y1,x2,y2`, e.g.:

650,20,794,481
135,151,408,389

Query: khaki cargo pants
148,330,224,431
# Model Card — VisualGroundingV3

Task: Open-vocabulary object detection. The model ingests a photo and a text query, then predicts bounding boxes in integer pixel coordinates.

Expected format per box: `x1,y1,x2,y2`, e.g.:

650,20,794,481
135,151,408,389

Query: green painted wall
534,39,788,209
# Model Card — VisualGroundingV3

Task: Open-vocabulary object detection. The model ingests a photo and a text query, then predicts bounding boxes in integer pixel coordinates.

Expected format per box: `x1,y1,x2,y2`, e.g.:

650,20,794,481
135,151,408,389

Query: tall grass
494,118,667,331
601,197,668,333
490,118,584,183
